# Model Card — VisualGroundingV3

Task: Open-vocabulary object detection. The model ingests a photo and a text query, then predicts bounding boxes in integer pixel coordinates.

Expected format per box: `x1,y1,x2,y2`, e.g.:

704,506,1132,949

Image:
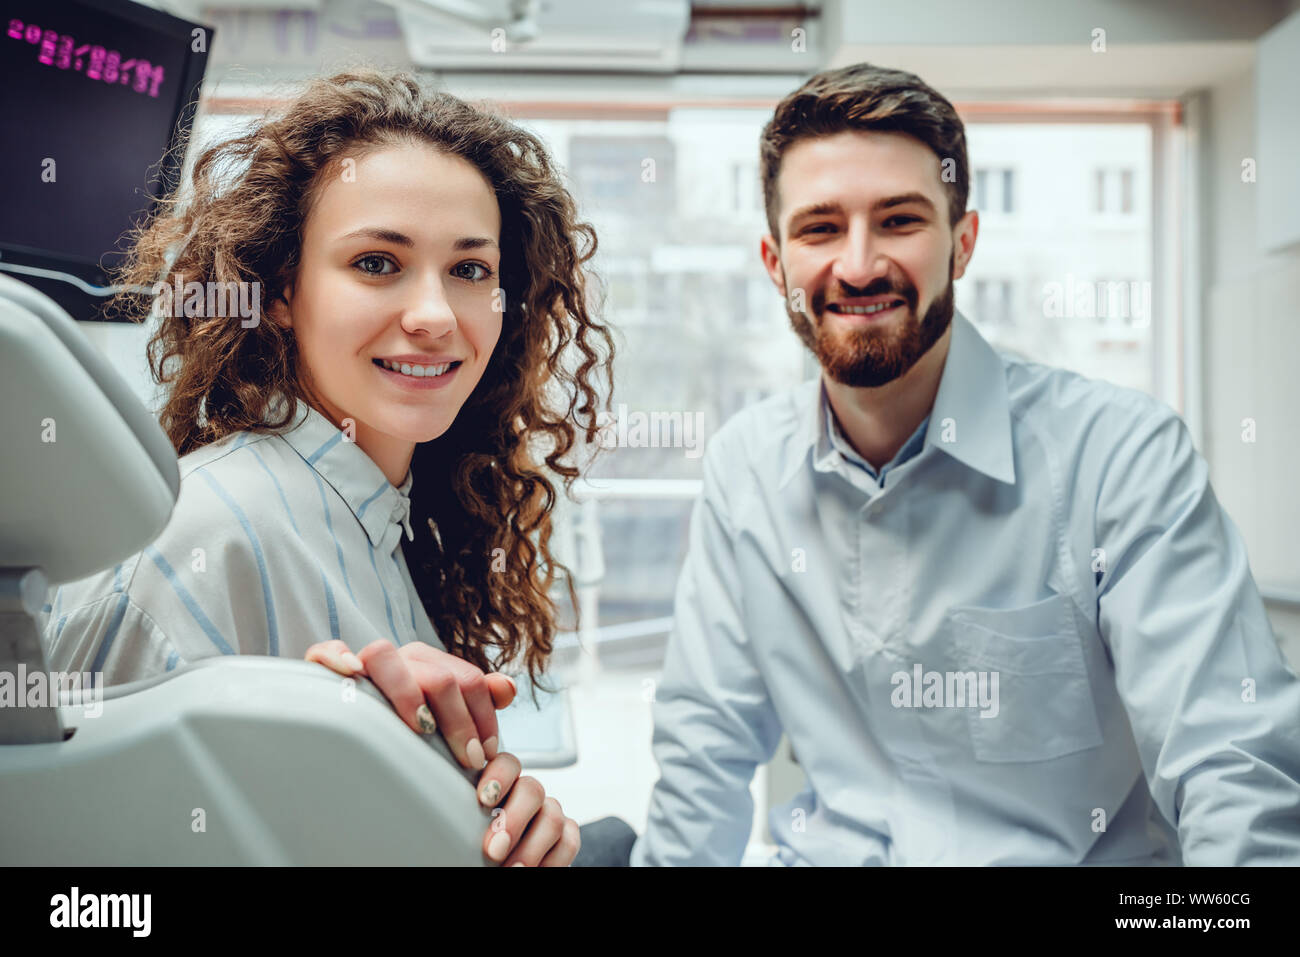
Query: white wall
830,0,1287,45
1199,61,1300,664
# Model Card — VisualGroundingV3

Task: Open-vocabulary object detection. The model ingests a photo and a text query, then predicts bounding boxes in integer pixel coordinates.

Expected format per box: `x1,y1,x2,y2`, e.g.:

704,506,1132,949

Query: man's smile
825,295,907,322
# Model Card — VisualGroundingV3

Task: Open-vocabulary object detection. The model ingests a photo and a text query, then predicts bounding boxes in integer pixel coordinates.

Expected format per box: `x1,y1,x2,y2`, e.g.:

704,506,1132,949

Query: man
630,63,1300,866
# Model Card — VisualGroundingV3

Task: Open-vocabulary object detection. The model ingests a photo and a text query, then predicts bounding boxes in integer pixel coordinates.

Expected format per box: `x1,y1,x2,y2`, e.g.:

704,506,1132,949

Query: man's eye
802,223,835,235
885,215,921,227
353,254,396,276
453,261,494,282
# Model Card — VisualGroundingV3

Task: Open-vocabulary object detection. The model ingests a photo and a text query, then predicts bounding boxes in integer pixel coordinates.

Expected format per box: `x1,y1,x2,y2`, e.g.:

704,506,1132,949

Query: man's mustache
813,279,917,314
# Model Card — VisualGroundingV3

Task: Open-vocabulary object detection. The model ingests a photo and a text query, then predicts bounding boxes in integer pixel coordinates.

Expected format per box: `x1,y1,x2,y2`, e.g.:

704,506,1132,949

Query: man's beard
787,253,955,388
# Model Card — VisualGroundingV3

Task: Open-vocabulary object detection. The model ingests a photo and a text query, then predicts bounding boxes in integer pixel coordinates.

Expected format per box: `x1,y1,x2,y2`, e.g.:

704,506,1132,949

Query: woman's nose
401,274,457,337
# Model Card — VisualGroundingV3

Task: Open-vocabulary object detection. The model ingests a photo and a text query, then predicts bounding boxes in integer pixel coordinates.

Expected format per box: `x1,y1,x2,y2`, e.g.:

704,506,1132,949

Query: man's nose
832,220,890,290
402,272,457,337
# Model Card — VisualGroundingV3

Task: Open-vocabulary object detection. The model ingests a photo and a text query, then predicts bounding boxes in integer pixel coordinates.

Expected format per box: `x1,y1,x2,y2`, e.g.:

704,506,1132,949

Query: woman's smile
372,356,462,390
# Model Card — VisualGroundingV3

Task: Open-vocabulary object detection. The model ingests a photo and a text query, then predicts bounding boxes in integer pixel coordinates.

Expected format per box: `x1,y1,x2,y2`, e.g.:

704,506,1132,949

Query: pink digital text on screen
7,18,165,97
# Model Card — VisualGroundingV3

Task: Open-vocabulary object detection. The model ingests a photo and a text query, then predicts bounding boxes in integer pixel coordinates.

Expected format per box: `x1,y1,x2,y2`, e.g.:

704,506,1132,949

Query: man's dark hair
760,63,970,239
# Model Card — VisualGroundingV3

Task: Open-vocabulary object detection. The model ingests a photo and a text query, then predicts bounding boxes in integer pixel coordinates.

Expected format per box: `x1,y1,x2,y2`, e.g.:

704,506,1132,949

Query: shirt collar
822,384,930,477
269,396,416,549
779,309,1016,489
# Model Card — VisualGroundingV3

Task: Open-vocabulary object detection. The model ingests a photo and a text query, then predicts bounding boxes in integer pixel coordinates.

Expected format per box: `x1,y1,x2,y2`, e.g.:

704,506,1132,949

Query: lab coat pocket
946,592,1103,763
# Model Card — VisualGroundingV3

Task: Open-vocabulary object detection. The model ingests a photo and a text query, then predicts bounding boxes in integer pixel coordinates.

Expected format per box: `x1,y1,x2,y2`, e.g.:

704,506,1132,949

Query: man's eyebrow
787,201,843,224
336,227,499,251
874,192,937,213
787,193,938,226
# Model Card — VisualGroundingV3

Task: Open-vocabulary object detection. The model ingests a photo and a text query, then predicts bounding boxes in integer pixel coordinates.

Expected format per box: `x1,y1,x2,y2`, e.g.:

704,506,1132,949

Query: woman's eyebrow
338,226,414,247
453,236,499,251
335,227,498,252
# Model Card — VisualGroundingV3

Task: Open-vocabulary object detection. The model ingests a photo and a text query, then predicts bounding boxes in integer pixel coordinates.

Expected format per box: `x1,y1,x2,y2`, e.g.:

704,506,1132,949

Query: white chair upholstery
0,273,490,864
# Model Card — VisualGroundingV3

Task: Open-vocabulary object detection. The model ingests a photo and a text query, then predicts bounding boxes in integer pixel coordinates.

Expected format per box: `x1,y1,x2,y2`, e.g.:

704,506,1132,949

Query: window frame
958,101,1190,436
200,95,1198,643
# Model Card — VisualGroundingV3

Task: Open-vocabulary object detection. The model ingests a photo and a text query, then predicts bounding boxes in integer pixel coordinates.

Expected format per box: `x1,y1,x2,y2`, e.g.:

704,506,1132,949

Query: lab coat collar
268,395,416,549
779,309,1016,489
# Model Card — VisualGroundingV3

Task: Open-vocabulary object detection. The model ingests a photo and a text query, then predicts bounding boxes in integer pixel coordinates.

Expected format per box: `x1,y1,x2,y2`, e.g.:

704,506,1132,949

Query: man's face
761,129,976,388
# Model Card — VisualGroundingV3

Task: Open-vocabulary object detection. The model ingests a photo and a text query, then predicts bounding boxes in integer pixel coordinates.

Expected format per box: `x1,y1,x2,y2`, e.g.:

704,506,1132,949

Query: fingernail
504,675,517,694
415,705,437,734
487,830,510,862
340,651,364,674
483,735,499,759
511,862,526,867
479,779,501,807
467,737,485,768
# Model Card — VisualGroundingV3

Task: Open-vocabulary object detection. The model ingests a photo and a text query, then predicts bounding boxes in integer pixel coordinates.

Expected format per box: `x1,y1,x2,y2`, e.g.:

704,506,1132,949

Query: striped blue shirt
40,397,444,685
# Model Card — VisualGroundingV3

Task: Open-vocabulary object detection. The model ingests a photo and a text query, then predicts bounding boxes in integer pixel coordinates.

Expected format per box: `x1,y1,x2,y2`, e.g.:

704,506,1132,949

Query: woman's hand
475,751,580,867
304,639,516,769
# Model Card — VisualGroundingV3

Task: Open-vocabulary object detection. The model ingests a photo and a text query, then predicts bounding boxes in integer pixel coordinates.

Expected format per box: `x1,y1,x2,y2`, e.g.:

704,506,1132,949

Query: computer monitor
0,0,212,321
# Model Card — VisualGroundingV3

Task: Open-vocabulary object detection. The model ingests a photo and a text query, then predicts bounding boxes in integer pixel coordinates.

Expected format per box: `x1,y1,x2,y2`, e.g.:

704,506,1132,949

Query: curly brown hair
105,68,614,690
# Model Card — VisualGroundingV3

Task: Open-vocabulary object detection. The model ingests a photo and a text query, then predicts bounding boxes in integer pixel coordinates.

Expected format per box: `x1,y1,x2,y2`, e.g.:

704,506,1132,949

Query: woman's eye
353,254,396,276
453,261,494,282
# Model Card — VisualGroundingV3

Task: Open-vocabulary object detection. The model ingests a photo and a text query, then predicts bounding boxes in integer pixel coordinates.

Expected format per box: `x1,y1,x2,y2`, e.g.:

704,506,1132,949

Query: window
568,135,676,216
962,121,1157,397
732,160,761,214
973,278,1015,326
1090,278,1151,331
1093,166,1136,214
520,110,802,632
973,166,1016,213
515,109,1171,647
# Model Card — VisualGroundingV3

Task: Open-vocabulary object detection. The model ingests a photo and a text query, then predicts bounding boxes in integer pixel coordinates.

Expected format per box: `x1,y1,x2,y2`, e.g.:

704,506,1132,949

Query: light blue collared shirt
822,384,930,487
632,310,1300,866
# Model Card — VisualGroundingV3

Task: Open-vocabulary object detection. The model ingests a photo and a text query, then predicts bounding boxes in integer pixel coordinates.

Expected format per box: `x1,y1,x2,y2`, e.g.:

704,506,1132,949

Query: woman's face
269,139,503,484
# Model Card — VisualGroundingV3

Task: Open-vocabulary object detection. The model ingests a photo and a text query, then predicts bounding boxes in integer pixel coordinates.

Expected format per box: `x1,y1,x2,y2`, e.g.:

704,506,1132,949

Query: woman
41,68,615,866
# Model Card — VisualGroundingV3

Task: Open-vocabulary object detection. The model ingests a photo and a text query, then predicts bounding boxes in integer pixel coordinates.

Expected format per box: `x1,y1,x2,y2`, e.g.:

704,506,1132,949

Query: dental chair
0,272,491,865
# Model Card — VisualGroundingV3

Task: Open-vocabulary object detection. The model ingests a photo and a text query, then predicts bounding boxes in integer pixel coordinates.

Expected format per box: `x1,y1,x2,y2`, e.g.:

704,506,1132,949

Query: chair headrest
0,273,178,583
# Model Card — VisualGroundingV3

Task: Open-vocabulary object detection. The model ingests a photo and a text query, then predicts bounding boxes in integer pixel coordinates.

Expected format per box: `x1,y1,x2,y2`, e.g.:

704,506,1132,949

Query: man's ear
951,209,979,281
760,233,786,296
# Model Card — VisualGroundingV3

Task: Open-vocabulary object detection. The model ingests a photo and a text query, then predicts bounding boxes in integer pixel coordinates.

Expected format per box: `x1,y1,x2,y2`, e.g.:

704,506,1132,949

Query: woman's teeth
376,358,455,377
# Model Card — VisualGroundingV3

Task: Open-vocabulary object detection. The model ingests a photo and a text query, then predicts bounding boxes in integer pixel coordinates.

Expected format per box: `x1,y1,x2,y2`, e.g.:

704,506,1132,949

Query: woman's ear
265,286,293,329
